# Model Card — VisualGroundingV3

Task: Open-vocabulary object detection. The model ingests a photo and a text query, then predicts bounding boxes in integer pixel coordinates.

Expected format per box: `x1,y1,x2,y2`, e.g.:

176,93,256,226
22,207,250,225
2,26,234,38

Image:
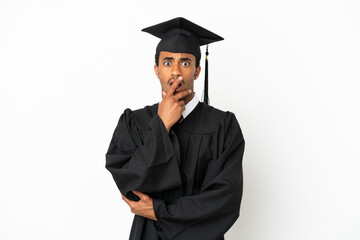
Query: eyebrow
180,57,192,62
162,57,174,61
161,57,192,62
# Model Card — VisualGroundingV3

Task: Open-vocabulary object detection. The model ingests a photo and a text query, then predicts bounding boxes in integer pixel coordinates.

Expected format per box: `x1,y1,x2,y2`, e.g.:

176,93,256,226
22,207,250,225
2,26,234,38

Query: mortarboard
142,17,224,105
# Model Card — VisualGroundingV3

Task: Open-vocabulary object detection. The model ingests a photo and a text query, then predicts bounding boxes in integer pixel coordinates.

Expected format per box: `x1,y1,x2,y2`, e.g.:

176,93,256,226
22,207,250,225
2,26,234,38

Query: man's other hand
122,191,157,221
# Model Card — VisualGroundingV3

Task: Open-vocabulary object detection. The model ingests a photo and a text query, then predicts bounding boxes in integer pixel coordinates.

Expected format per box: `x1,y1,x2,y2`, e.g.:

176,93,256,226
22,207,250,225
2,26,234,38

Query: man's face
154,51,201,101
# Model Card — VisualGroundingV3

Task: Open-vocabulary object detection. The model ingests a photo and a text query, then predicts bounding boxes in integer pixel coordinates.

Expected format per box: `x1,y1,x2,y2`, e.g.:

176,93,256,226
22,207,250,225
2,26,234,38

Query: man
105,17,245,240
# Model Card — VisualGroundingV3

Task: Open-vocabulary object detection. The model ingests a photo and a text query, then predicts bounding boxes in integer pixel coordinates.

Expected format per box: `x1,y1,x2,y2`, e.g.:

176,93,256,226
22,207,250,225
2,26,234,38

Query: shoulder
183,103,239,133
129,103,158,119
201,104,244,145
119,103,158,129
199,103,238,123
198,103,235,117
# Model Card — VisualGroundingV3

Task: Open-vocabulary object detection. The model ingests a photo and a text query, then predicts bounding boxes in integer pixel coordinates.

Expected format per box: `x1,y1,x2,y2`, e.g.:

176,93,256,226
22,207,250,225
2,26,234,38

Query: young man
105,17,245,240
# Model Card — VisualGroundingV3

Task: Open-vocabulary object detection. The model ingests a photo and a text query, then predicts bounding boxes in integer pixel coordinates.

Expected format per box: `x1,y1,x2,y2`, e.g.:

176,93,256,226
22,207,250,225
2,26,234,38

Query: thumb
162,91,166,98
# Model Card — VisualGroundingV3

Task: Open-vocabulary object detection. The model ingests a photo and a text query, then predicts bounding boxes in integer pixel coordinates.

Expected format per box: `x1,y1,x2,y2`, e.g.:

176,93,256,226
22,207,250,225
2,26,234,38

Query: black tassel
203,44,209,105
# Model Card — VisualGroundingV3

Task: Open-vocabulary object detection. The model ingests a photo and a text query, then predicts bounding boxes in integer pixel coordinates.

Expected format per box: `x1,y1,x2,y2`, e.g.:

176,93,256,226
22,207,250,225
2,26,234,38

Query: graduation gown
105,102,245,240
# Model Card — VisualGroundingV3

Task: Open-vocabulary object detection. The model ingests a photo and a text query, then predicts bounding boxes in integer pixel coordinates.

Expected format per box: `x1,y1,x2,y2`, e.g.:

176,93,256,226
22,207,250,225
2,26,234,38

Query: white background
1,0,359,239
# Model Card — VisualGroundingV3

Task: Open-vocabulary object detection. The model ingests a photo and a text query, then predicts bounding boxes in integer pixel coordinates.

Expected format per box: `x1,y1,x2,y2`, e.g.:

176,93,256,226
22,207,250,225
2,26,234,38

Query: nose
171,62,181,78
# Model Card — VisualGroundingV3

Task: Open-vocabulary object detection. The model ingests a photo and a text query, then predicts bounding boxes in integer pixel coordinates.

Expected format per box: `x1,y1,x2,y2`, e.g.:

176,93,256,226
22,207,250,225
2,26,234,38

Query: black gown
105,102,245,240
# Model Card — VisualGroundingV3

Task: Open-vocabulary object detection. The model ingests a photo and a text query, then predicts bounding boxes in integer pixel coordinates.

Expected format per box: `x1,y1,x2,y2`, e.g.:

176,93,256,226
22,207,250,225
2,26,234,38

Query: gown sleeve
153,112,245,240
105,108,182,201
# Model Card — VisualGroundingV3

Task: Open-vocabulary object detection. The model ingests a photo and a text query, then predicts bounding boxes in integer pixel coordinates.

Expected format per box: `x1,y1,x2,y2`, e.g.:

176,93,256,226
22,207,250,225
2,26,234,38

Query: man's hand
158,77,192,132
122,191,157,221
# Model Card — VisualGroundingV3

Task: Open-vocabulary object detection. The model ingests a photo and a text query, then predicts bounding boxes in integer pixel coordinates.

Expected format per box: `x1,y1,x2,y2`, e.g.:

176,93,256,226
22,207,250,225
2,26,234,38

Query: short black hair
155,52,200,68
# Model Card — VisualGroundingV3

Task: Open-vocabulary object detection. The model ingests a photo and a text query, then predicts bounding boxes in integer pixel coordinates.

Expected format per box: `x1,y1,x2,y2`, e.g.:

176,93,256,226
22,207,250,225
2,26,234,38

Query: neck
183,91,195,105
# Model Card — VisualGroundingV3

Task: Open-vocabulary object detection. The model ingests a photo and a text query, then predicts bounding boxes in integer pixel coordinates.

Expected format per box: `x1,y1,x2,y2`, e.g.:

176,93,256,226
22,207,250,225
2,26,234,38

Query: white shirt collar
182,92,199,119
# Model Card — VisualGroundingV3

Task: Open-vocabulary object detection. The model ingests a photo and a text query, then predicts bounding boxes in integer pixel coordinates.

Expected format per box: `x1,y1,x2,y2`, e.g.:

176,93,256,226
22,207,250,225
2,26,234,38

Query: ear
154,64,159,79
194,66,201,80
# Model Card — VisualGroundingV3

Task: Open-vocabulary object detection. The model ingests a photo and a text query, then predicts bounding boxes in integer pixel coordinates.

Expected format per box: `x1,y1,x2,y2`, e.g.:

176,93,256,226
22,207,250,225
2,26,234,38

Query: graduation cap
142,17,224,105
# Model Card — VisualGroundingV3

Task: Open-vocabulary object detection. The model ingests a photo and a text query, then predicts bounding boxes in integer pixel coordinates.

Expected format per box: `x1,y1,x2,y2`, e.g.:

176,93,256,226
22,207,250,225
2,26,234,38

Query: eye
164,61,171,66
182,61,190,67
